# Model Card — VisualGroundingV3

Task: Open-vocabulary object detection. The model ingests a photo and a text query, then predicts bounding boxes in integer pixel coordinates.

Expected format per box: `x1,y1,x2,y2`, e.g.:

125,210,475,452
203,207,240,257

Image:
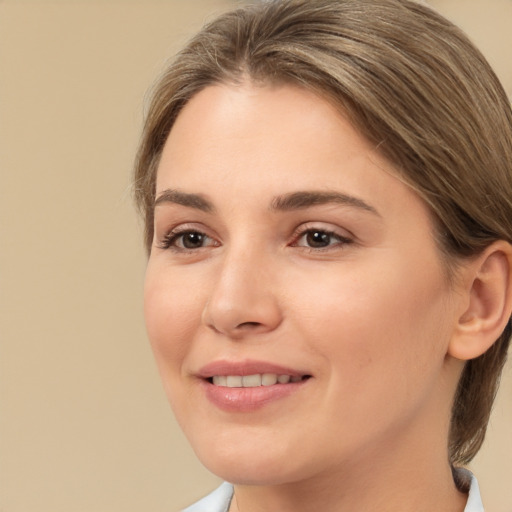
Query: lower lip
201,379,308,412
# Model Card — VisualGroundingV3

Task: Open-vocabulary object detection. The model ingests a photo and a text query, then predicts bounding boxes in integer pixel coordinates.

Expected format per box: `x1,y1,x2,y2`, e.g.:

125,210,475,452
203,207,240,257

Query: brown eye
159,229,217,251
180,231,207,249
293,228,352,250
305,230,333,248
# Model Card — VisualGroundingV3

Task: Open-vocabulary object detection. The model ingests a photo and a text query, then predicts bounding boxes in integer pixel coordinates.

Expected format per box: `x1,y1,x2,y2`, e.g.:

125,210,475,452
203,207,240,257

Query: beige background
0,1,511,511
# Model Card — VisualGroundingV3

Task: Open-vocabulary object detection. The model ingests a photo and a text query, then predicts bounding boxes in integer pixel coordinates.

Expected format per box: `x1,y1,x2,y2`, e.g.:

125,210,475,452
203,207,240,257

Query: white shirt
182,472,484,512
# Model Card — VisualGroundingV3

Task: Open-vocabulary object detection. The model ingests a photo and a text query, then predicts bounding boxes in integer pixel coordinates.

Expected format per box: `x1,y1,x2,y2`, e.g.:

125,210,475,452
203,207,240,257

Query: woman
134,1,512,510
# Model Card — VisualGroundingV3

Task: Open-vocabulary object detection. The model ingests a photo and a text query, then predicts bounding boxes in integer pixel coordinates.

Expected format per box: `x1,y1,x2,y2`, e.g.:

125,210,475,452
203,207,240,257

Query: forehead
157,83,391,191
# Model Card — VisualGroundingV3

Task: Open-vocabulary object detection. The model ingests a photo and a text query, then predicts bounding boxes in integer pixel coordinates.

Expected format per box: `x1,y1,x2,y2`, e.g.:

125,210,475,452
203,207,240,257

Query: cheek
143,266,205,374
290,257,452,386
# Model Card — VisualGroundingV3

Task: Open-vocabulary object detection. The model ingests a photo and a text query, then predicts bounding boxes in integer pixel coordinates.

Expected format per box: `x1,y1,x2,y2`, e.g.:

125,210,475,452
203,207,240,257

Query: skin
144,83,471,512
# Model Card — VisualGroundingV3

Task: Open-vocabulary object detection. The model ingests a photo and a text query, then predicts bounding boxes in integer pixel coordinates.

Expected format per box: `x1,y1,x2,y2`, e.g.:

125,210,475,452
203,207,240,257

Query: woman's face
144,83,464,485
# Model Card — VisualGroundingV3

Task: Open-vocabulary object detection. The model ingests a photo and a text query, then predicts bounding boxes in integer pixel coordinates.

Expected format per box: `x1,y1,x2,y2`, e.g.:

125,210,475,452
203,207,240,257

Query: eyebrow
154,188,379,216
270,191,380,216
154,189,215,212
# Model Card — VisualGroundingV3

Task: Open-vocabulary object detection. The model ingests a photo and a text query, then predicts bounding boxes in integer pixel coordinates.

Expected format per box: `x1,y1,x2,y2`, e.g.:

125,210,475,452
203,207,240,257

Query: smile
198,361,312,412
210,374,308,387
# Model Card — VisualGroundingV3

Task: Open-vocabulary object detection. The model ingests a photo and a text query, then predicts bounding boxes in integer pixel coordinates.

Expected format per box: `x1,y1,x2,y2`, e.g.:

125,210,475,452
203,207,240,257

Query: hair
133,0,512,465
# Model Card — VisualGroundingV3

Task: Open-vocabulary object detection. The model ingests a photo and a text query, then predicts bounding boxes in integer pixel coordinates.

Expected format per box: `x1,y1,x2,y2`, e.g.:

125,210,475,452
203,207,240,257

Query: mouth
197,360,312,412
208,373,311,387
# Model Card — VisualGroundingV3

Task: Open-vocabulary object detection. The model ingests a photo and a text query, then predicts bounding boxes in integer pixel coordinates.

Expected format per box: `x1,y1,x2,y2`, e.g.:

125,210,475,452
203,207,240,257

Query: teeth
212,376,227,386
262,373,277,386
211,373,304,388
242,374,262,387
226,375,243,388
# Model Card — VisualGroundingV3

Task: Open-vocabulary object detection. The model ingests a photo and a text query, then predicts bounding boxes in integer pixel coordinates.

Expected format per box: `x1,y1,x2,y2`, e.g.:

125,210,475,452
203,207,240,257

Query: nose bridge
202,239,282,337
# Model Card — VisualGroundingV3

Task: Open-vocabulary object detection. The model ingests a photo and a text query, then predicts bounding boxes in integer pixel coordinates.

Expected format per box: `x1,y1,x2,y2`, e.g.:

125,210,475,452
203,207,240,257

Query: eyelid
290,223,354,249
291,222,353,239
155,223,220,251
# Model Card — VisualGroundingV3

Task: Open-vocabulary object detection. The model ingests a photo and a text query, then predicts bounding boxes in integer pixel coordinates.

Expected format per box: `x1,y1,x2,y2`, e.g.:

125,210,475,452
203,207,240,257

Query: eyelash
156,226,353,252
290,226,353,251
157,228,218,251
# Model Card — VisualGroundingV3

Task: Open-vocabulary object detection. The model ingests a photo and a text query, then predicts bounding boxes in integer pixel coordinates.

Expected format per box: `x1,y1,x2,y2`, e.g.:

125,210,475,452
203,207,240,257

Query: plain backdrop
1,1,511,511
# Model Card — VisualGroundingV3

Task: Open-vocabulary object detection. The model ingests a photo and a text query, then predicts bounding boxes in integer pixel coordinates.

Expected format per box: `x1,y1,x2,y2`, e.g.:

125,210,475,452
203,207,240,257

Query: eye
158,229,218,251
293,228,352,249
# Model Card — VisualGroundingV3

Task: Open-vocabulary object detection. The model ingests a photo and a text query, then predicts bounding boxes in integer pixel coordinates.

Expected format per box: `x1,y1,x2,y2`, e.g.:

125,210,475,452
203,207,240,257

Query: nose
201,249,283,338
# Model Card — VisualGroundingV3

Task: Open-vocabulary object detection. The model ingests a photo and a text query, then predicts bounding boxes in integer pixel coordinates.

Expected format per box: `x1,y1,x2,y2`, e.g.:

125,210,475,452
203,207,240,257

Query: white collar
464,472,484,512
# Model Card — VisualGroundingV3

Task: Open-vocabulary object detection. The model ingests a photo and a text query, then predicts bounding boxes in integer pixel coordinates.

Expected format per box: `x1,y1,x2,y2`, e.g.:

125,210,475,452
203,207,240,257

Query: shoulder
181,482,234,512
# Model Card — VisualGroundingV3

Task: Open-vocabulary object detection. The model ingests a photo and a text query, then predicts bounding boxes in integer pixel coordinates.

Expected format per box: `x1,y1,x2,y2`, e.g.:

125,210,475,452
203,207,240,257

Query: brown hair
134,0,512,465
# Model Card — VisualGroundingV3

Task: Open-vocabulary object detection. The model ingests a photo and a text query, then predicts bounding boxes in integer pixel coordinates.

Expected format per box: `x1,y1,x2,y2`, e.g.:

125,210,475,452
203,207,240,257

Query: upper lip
197,359,309,378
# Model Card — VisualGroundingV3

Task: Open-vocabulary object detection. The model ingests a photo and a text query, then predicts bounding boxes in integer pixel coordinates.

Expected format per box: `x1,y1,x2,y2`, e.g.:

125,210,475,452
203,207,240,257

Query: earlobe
448,241,512,361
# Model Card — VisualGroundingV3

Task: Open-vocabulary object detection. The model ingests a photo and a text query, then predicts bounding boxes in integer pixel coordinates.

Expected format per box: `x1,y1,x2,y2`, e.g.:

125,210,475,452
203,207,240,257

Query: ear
448,241,512,361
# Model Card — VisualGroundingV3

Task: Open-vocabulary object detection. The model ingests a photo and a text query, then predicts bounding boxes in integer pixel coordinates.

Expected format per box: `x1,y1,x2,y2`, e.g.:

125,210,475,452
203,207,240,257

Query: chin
190,431,308,486
202,457,303,486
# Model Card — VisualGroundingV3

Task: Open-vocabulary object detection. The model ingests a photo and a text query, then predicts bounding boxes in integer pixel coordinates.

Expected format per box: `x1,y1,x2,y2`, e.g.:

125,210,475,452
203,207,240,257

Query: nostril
238,321,262,328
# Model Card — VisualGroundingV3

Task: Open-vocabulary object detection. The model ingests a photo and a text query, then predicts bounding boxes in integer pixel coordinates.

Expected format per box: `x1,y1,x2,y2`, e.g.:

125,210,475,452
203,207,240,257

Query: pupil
306,231,330,247
183,232,204,248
